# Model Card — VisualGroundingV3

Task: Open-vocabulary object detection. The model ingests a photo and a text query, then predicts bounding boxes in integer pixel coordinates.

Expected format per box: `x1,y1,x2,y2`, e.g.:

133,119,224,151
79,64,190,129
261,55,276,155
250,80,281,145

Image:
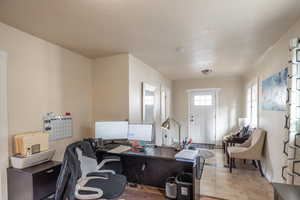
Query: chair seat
227,146,248,158
84,173,127,199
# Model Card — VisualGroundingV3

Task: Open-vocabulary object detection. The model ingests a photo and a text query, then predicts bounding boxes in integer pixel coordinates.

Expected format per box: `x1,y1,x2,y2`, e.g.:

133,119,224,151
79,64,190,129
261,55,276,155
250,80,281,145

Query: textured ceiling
0,0,300,80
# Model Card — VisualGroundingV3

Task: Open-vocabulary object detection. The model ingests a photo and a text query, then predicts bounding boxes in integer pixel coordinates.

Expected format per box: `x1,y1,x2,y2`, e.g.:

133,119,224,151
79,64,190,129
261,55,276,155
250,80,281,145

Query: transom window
194,95,212,106
144,96,154,105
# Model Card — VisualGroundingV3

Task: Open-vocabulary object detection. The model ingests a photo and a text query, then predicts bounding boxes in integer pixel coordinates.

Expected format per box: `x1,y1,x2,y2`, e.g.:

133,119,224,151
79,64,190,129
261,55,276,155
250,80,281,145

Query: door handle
190,115,194,122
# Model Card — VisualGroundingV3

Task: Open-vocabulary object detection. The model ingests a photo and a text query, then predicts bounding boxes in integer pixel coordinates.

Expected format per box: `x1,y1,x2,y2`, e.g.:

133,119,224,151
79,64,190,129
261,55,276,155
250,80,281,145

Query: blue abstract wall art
262,67,288,111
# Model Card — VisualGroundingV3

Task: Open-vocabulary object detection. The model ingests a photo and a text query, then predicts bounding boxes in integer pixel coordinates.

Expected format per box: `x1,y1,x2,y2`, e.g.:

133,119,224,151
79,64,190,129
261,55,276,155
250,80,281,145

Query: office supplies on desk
108,145,132,153
175,149,199,161
95,121,128,140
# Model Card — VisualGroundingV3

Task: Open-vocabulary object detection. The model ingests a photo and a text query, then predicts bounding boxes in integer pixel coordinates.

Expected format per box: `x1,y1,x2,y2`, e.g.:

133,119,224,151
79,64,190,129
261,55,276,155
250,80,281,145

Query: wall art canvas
262,67,288,111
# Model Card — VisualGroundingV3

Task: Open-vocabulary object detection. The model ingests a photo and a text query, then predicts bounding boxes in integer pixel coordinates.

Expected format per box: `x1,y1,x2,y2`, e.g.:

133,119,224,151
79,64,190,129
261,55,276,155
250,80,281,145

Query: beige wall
0,22,93,200
129,55,172,145
242,18,300,183
0,51,8,200
92,54,129,125
92,54,172,144
173,77,243,145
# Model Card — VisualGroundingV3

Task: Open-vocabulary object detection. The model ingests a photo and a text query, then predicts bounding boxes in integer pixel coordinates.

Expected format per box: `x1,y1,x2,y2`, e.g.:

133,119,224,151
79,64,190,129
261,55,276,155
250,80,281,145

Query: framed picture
262,68,288,111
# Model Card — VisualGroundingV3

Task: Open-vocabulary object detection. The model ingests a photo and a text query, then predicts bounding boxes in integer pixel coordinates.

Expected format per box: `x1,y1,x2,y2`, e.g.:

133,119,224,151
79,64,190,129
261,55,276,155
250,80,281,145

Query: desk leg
193,164,201,200
274,190,279,200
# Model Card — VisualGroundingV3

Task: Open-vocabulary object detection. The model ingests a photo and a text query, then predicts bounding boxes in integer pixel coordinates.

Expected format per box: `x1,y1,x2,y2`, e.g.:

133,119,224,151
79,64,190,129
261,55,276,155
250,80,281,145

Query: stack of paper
175,149,199,161
108,145,132,153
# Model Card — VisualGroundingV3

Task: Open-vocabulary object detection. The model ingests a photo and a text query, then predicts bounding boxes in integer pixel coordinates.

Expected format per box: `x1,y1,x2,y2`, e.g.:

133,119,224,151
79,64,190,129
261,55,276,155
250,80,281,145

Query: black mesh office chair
75,147,127,199
55,141,127,200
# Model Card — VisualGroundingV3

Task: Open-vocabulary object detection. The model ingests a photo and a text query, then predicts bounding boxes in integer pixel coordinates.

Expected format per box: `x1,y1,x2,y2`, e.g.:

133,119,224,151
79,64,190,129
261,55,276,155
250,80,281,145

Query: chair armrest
98,169,116,174
75,177,107,199
97,157,120,170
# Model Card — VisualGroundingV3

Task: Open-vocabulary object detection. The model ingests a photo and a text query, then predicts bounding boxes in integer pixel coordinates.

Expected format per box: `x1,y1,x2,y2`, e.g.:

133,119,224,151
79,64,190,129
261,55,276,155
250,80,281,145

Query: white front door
188,90,216,144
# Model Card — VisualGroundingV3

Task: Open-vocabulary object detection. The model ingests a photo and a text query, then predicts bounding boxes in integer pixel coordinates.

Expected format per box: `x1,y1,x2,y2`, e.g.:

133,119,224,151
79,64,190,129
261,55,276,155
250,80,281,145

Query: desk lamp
161,118,181,147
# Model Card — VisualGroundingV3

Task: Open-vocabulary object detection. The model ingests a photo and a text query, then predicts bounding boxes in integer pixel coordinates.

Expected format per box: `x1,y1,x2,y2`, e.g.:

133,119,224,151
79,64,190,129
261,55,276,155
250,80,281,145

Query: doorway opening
187,89,219,148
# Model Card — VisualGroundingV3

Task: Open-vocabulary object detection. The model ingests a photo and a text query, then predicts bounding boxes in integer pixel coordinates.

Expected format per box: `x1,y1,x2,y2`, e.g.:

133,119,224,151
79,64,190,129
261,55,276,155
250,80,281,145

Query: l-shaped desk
96,145,214,200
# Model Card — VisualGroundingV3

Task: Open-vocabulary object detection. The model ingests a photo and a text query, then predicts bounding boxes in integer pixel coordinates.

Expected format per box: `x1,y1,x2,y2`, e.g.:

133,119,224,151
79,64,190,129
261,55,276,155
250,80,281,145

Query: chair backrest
250,128,266,151
76,148,98,178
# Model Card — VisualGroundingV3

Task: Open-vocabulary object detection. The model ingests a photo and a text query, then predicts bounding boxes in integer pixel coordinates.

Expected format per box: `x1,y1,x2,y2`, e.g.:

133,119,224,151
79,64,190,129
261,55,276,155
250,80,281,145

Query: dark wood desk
7,161,61,200
97,146,194,186
96,146,211,200
272,183,300,200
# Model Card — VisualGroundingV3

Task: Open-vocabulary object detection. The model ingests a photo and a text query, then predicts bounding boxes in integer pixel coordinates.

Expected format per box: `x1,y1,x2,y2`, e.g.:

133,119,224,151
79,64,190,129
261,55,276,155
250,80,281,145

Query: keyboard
108,145,132,153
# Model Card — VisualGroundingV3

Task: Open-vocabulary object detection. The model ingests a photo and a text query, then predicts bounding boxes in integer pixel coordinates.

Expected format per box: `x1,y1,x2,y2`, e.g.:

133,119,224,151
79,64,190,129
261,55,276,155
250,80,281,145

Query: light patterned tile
200,149,274,200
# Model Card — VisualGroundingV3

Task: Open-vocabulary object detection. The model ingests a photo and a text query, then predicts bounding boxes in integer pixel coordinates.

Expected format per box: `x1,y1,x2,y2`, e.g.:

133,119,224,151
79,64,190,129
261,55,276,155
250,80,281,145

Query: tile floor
199,149,274,200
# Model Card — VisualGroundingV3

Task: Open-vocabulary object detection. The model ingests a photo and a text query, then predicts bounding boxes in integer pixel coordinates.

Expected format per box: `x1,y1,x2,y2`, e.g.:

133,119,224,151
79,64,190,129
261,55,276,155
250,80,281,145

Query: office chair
83,138,123,174
75,146,127,199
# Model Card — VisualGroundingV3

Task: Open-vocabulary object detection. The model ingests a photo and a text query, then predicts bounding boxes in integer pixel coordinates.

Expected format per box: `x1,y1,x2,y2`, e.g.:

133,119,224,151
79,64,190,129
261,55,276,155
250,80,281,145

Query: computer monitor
95,121,128,140
128,124,153,142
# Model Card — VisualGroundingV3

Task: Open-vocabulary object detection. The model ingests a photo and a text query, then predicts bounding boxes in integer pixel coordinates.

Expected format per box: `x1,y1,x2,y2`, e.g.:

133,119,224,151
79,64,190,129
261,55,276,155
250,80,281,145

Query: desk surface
97,146,178,160
97,145,214,161
272,183,300,200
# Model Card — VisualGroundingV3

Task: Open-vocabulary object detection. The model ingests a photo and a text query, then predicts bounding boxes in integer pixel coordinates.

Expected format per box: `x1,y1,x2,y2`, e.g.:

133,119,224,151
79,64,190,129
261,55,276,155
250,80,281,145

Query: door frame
0,50,8,200
186,88,220,144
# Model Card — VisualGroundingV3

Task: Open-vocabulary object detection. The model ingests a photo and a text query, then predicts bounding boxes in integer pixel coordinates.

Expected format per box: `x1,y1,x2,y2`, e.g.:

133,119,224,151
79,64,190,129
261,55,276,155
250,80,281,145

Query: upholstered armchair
222,126,251,154
227,128,266,176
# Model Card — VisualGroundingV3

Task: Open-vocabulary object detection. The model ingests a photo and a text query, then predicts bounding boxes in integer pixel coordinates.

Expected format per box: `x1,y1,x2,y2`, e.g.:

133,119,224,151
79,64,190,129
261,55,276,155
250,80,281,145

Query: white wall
242,18,300,183
0,51,8,200
129,55,172,145
92,54,129,123
173,77,243,145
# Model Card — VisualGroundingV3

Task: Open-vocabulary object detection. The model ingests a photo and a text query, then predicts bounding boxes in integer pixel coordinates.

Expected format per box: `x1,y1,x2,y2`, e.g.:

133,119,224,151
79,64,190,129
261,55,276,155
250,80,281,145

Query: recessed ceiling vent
201,69,213,75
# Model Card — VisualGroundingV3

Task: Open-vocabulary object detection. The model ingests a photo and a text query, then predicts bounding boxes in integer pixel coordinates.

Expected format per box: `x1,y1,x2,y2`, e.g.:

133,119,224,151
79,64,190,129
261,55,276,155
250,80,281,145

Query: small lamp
161,118,181,145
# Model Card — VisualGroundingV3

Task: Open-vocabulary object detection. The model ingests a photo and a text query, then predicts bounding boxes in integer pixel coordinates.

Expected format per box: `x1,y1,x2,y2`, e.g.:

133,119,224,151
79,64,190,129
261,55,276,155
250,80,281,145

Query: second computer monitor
95,121,128,140
128,124,153,142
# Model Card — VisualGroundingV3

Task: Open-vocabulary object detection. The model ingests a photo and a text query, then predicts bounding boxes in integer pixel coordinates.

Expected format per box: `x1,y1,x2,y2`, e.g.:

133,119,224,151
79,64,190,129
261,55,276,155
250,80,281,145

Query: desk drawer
33,165,61,200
